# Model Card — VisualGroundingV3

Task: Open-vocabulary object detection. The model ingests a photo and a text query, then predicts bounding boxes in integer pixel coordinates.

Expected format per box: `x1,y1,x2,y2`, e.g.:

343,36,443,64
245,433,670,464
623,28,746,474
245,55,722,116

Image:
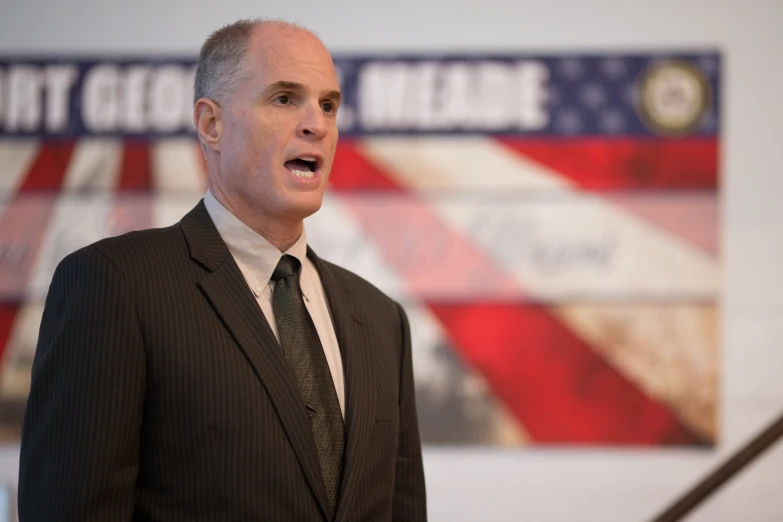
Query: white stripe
361,136,572,192
151,138,206,192
554,303,717,440
433,194,718,299
62,138,123,191
26,194,119,301
365,138,718,299
307,192,410,302
0,140,39,193
27,139,124,302
1,140,117,303
154,193,204,228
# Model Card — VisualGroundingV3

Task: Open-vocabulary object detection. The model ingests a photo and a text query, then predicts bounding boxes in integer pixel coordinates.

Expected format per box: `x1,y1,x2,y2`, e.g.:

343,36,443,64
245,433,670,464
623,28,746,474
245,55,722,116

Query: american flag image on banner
0,52,720,446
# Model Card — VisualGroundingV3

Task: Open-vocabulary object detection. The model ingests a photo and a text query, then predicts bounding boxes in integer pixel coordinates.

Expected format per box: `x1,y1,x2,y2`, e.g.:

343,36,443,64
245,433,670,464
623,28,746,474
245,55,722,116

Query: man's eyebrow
263,81,342,103
264,80,305,93
323,90,342,104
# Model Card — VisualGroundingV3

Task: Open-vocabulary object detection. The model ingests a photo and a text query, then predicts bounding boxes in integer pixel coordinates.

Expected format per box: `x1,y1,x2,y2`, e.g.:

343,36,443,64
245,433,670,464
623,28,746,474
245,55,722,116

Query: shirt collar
203,189,308,290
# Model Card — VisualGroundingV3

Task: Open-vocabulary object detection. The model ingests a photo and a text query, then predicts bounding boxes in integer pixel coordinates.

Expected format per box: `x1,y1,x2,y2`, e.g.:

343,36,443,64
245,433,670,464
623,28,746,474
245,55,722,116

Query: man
18,19,427,521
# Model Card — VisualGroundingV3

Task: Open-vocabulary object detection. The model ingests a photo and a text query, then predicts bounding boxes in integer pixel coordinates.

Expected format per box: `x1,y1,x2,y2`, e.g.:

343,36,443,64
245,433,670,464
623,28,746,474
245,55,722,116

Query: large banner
0,53,720,446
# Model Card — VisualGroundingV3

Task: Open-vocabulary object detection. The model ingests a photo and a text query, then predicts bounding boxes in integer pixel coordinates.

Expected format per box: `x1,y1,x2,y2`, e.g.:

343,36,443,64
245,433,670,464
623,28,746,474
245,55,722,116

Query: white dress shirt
204,190,345,417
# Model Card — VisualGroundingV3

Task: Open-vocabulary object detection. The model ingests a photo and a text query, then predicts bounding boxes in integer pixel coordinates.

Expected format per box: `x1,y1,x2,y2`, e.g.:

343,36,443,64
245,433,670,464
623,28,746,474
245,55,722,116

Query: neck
247,219,303,253
209,184,303,253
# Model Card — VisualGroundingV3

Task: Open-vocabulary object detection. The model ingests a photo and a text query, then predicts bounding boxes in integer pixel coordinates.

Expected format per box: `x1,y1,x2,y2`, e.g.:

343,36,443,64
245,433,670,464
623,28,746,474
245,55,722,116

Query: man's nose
298,102,328,139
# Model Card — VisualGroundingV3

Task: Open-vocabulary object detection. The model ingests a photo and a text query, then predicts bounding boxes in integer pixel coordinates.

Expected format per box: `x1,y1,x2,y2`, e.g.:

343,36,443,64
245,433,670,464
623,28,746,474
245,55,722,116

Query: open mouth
284,156,320,179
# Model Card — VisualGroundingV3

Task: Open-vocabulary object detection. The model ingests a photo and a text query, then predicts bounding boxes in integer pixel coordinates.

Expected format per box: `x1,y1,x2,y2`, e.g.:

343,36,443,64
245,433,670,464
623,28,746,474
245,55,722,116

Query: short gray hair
193,19,313,105
193,19,259,105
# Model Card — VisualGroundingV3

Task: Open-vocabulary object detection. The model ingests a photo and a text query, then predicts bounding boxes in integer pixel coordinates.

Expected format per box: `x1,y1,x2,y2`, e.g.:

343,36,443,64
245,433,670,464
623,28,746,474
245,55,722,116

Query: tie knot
272,254,301,282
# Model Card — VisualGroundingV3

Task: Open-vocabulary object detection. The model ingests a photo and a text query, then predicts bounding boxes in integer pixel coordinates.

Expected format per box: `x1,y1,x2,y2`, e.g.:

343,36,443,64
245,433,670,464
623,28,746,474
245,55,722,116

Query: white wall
1,0,782,520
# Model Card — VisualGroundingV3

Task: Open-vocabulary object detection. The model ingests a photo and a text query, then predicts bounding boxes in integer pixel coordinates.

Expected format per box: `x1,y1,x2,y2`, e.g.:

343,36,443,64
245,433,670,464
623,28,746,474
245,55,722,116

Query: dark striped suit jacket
18,200,427,521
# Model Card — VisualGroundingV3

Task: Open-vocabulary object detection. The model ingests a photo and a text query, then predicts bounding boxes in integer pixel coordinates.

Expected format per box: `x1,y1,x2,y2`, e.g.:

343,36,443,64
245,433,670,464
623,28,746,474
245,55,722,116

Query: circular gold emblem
636,60,712,135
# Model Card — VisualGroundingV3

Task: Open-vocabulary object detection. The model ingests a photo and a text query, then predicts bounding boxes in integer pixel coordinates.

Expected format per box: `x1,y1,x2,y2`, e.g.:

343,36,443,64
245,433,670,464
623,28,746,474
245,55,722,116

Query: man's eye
322,102,334,113
277,95,290,104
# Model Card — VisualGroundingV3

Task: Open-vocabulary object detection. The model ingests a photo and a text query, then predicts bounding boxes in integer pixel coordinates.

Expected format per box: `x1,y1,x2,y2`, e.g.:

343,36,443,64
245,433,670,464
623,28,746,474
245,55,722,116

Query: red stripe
430,303,706,445
112,143,154,240
329,141,403,192
498,137,718,190
334,140,706,446
110,195,155,237
118,142,152,191
339,194,521,301
19,141,75,191
0,303,20,360
0,144,73,301
607,193,719,257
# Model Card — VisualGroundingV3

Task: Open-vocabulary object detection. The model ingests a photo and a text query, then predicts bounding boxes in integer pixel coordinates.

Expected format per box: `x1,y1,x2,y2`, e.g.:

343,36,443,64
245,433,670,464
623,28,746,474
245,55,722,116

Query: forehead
246,26,339,89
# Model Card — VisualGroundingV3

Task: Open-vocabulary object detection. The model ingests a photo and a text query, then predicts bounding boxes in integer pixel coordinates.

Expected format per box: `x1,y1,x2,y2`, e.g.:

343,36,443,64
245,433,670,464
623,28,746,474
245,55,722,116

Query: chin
282,198,324,221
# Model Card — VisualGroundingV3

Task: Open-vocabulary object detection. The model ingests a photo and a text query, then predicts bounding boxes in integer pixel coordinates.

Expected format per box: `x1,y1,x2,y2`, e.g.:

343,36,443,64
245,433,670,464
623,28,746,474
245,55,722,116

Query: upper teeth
298,156,316,162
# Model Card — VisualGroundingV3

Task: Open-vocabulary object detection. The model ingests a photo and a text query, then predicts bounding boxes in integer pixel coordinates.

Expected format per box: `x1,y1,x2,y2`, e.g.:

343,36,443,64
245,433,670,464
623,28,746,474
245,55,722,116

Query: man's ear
194,98,223,152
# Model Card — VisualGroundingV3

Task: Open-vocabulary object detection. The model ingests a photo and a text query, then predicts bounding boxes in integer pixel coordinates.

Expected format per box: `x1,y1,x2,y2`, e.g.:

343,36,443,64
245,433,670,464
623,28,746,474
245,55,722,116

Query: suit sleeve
392,303,427,521
18,246,145,521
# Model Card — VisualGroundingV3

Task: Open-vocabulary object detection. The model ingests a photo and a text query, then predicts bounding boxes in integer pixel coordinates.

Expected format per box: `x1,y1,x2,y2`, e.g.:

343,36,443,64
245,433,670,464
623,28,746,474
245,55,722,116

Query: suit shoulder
61,223,186,274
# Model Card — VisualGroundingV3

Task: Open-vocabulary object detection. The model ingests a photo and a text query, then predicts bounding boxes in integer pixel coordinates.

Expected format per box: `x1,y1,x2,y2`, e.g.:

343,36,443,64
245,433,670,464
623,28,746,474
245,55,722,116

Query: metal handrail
650,411,783,522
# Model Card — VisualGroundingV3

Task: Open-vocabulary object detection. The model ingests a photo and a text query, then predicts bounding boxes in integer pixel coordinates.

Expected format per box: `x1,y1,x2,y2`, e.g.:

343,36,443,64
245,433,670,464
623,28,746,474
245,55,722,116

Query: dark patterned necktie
271,254,344,515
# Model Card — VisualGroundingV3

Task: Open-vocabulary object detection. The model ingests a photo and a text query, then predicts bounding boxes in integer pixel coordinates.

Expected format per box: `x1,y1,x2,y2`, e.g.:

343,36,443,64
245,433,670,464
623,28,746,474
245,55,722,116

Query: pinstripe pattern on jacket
19,200,427,522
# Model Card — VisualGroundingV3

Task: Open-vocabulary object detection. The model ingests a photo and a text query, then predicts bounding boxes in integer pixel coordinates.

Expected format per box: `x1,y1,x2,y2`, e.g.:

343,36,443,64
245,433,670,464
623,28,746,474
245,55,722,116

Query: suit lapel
308,249,377,522
180,201,330,519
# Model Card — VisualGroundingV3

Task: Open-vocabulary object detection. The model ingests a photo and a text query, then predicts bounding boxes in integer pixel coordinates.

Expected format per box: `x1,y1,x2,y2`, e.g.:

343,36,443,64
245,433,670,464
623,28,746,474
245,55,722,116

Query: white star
599,109,626,133
580,83,607,109
549,85,562,106
601,57,627,79
622,83,637,107
558,58,585,80
555,108,583,134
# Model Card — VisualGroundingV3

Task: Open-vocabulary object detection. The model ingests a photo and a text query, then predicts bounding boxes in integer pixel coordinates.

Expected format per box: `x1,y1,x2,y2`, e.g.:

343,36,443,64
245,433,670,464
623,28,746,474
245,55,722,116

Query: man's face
214,26,341,224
